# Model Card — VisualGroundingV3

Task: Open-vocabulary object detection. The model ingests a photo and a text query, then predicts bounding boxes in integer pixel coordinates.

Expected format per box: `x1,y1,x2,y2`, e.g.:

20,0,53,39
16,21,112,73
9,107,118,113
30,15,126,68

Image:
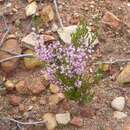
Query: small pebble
111,97,125,111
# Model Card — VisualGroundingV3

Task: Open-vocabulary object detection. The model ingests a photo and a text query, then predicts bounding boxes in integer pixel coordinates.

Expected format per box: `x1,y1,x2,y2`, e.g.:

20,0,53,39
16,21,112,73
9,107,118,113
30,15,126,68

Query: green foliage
64,76,95,104
62,66,105,104
71,19,97,48
55,70,76,87
56,70,95,104
94,68,104,84
15,19,21,28
71,19,89,48
56,19,100,104
32,16,43,30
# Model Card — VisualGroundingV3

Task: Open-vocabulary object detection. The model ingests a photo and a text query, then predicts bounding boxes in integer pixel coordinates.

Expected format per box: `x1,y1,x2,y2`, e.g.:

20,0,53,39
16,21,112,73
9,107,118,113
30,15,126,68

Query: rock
49,84,59,93
70,116,83,127
57,25,98,45
57,25,77,44
27,0,34,3
51,23,58,32
22,33,56,49
28,106,33,111
8,95,22,106
43,34,56,43
19,104,25,112
23,49,42,70
102,11,121,29
31,96,37,102
16,80,29,95
5,80,15,91
0,38,22,73
28,79,45,95
117,63,130,84
40,5,54,24
43,113,57,130
113,111,127,120
111,97,125,111
80,106,96,117
99,63,110,72
127,97,130,108
49,93,65,106
105,128,112,130
21,32,37,49
56,112,71,125
124,126,130,130
39,99,46,105
123,117,130,130
25,1,37,16
62,100,71,111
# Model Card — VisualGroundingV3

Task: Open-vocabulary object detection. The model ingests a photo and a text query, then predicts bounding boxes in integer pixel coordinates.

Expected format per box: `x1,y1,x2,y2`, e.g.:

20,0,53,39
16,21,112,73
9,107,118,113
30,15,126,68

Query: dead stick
0,15,10,47
2,117,46,125
53,0,64,29
0,54,34,63
0,28,9,47
95,58,130,64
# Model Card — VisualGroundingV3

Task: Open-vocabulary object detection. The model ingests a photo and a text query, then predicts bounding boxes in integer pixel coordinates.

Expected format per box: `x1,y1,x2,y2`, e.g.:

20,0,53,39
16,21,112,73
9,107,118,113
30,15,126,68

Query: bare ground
0,0,130,130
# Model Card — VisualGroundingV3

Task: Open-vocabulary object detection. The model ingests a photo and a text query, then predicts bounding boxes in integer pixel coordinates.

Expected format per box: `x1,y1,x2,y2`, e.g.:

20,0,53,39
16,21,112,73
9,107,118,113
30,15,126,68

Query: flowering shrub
35,21,98,103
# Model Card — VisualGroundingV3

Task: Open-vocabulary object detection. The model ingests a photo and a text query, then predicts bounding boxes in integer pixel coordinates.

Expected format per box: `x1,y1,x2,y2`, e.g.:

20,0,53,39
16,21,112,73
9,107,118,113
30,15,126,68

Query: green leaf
55,70,76,87
65,88,81,101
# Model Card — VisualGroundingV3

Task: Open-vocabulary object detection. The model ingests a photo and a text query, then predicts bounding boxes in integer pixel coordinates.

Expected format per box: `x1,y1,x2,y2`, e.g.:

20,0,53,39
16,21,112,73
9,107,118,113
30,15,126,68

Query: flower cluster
35,22,98,102
35,36,94,86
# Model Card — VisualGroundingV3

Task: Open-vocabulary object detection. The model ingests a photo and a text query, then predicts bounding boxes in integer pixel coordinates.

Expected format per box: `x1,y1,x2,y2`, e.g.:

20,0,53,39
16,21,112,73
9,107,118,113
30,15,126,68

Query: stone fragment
8,95,22,106
49,93,65,106
117,63,130,84
16,80,29,94
43,113,57,130
28,79,45,95
102,11,121,29
56,112,71,125
0,38,22,73
49,84,59,93
5,80,15,91
111,97,125,111
21,32,37,49
27,0,34,3
21,33,55,49
113,111,127,120
40,5,54,24
70,116,83,127
23,49,42,70
80,106,95,117
25,1,37,16
19,104,25,112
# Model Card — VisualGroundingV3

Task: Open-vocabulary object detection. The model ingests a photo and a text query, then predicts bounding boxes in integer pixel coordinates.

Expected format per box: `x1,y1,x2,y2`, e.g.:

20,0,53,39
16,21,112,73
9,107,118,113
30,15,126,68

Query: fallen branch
95,58,130,64
0,54,34,63
0,15,10,47
2,117,46,125
53,0,64,29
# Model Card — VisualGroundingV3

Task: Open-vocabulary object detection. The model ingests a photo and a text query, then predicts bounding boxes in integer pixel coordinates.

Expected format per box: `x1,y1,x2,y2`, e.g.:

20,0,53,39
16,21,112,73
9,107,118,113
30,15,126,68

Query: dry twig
0,54,34,63
0,15,10,47
53,0,64,28
2,117,46,125
95,58,130,64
